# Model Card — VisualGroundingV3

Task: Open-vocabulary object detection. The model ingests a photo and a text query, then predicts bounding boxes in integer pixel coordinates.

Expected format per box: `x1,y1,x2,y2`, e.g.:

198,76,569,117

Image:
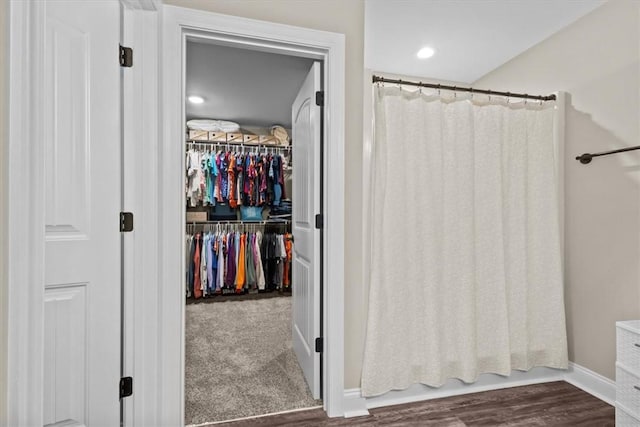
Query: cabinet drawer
618,327,640,372
616,405,640,426
617,366,640,419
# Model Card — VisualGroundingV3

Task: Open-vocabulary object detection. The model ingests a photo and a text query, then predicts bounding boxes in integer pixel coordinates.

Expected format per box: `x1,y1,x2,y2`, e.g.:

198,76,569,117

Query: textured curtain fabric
361,86,568,397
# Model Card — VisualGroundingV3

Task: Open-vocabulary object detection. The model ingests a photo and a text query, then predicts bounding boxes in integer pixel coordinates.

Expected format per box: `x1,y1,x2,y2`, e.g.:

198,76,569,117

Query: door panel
43,1,121,425
291,61,321,399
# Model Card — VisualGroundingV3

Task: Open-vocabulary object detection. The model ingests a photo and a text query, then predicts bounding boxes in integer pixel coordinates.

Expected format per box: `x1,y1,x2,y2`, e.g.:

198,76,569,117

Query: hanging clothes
186,144,289,209
193,233,202,299
185,227,291,299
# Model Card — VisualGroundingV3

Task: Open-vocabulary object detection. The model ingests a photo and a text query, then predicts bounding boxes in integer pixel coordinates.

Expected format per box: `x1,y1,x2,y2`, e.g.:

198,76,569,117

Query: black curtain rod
372,75,556,101
576,145,640,164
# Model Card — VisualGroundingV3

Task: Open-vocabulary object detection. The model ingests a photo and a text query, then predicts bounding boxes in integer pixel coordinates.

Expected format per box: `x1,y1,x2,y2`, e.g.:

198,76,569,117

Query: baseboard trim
342,366,565,417
564,361,615,406
342,362,616,417
343,388,369,418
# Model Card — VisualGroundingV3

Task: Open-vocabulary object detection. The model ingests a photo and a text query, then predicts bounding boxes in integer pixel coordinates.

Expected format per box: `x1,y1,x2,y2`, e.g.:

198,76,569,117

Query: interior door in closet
43,1,122,425
291,61,322,399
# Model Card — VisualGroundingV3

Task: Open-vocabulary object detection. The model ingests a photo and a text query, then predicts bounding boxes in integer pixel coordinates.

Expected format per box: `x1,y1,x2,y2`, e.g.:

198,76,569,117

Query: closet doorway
183,39,322,425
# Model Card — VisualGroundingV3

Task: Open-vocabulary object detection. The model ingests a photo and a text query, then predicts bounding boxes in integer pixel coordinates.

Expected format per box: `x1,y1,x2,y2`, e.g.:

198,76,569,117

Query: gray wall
475,0,640,380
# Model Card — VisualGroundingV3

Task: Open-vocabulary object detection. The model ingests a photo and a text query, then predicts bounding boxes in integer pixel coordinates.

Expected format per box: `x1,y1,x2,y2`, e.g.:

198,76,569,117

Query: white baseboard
342,362,615,417
342,388,369,418
564,361,615,406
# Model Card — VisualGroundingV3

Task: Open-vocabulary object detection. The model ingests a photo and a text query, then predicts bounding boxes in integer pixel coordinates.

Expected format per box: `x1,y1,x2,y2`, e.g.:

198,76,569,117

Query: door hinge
315,91,324,107
315,337,323,353
315,214,323,229
120,212,134,232
119,45,133,67
120,376,133,399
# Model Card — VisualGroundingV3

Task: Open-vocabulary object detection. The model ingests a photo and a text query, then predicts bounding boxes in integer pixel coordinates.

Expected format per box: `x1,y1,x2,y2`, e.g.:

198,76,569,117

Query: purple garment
225,233,236,288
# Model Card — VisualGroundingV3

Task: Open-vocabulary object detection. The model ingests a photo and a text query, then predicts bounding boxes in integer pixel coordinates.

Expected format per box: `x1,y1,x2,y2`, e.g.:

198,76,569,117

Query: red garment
283,234,293,288
193,233,202,299
228,155,238,208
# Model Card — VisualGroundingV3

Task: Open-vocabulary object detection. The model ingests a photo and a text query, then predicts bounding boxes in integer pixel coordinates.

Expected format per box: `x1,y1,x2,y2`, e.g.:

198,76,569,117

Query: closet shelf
188,130,284,145
186,139,291,150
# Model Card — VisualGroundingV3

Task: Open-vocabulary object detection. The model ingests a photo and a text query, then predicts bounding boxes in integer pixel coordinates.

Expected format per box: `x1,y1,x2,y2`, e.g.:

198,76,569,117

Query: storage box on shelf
616,320,640,425
186,211,207,223
188,129,209,141
186,131,286,146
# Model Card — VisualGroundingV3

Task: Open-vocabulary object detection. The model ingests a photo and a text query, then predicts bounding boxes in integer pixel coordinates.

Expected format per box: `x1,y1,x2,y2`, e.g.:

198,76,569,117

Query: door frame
160,5,345,422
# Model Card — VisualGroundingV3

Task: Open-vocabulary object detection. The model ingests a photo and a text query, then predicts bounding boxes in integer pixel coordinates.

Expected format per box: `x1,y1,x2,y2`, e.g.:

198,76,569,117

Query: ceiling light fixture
416,46,435,59
188,95,204,104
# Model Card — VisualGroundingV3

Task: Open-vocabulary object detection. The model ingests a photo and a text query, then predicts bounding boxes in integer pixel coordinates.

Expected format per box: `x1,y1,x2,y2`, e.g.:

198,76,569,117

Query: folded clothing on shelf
269,200,291,217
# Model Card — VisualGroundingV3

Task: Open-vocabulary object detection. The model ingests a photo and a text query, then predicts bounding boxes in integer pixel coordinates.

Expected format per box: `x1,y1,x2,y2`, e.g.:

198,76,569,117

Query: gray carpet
185,297,320,425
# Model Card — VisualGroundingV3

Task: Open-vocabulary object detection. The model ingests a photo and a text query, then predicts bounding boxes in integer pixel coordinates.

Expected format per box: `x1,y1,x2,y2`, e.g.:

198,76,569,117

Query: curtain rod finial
576,153,593,164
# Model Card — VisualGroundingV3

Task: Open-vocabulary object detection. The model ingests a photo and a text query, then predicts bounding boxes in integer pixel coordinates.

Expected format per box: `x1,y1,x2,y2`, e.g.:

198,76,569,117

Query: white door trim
120,2,162,426
161,5,346,423
6,1,46,425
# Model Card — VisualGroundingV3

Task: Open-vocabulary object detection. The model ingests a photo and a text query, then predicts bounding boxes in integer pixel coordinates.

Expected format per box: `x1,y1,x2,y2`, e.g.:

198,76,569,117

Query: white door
291,61,322,399
43,1,122,425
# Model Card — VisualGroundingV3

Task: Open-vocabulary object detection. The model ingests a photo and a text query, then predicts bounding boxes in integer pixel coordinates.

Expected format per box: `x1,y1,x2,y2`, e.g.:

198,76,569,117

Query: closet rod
575,145,640,164
372,75,556,101
187,220,291,225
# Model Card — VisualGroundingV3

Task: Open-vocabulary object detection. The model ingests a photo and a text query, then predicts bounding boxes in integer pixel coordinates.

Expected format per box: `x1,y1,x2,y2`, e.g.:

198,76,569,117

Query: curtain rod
576,145,640,164
372,75,556,101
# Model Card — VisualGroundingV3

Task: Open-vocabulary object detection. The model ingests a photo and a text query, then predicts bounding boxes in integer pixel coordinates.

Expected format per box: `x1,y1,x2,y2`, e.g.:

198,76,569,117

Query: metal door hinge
315,214,323,230
315,91,324,107
119,45,133,67
120,376,133,399
120,212,134,232
315,337,323,353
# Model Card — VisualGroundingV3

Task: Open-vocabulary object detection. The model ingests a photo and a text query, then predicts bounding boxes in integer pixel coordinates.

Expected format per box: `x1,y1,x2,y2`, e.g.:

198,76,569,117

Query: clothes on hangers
185,144,289,210
185,228,292,299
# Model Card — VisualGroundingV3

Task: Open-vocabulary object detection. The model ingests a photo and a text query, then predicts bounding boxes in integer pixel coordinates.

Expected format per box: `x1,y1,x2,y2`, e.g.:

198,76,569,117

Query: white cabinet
617,321,640,425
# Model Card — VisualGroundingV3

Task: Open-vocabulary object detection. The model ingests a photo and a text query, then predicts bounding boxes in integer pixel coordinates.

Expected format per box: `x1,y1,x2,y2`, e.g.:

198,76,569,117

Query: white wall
0,0,7,420
475,0,640,380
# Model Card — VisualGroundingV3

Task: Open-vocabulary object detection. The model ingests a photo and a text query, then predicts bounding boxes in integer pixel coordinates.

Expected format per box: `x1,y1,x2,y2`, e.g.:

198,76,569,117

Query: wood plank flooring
215,381,614,426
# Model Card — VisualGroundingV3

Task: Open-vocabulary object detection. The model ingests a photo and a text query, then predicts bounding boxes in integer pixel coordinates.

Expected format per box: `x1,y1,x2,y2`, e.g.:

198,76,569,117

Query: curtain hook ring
437,83,441,96
419,82,423,94
398,79,402,91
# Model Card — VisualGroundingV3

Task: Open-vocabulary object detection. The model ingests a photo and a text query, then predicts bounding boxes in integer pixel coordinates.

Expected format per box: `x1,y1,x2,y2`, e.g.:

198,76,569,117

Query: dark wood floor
215,381,614,426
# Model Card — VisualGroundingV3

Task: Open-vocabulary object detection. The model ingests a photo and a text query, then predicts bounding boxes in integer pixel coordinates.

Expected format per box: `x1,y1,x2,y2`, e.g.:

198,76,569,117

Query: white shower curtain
361,86,568,397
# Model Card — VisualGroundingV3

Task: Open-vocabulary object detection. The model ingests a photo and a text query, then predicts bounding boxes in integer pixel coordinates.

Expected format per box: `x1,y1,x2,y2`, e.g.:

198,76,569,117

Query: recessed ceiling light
188,95,204,104
417,46,435,59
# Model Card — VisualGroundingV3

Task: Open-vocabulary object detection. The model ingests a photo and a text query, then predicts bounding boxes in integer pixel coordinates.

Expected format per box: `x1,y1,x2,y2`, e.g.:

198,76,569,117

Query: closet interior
183,40,320,425
185,140,293,298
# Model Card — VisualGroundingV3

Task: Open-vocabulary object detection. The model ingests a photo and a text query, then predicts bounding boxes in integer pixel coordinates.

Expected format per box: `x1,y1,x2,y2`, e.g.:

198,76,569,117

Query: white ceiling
365,0,606,83
186,1,606,126
186,42,314,128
